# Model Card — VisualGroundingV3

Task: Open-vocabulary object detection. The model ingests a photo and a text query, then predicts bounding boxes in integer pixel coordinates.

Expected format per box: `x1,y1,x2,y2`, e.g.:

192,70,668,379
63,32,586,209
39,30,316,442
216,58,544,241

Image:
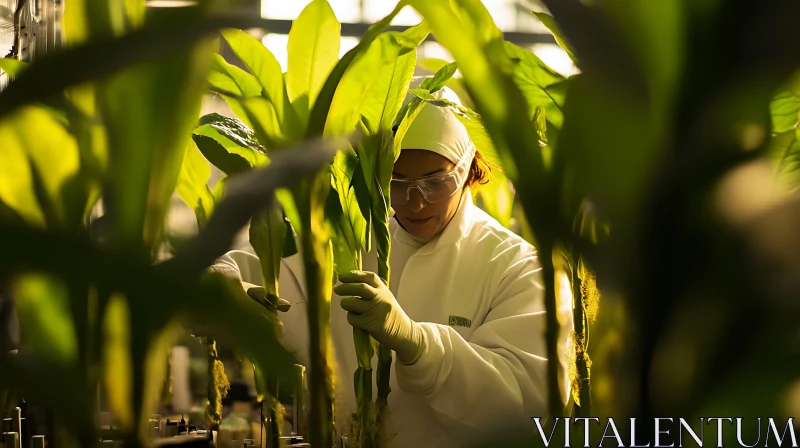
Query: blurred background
0,1,579,445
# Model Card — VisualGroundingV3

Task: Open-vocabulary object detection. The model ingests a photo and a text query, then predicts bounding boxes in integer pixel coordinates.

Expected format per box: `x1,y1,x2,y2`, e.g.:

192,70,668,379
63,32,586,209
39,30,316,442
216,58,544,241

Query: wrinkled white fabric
400,77,474,165
212,191,574,448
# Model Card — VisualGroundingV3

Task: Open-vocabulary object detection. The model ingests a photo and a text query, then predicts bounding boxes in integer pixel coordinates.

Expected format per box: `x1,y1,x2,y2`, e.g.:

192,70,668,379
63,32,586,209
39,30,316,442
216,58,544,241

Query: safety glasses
390,147,474,205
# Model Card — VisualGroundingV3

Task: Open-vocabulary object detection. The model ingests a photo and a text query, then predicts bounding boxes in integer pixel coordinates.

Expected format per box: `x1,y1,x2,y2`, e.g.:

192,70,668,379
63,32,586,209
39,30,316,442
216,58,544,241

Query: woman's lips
406,216,432,225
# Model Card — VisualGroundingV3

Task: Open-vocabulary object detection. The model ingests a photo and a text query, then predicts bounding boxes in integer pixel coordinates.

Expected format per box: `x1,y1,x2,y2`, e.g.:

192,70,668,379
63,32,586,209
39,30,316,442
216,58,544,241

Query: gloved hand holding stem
335,270,426,365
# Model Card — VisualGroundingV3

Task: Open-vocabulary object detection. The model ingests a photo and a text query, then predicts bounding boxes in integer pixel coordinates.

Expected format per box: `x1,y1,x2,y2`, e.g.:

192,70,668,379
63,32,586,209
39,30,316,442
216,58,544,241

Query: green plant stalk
570,256,591,417
353,329,375,448
540,241,563,418
349,255,377,448
205,339,223,430
265,381,283,448
374,261,392,441
298,179,335,448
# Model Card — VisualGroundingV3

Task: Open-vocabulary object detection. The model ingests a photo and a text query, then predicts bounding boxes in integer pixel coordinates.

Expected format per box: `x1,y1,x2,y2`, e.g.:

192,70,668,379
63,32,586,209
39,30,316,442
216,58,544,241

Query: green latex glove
334,271,425,365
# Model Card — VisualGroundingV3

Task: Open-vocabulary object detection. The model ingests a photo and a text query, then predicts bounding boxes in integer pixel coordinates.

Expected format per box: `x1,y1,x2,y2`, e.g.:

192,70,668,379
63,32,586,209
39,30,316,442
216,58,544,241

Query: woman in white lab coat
212,81,573,447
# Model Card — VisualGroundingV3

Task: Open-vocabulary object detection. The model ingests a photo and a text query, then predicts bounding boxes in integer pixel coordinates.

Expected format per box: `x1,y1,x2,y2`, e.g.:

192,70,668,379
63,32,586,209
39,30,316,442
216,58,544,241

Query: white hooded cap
399,76,475,165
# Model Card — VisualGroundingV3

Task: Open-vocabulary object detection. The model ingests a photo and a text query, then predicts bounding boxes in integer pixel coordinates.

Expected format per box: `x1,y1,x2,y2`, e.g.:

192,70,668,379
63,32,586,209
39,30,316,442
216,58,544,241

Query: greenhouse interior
1,0,799,447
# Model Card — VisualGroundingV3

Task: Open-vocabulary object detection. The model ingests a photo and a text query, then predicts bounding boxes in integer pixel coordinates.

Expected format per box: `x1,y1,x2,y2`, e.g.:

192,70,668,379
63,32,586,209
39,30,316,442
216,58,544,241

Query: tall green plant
196,3,418,446
0,2,343,447
325,22,428,446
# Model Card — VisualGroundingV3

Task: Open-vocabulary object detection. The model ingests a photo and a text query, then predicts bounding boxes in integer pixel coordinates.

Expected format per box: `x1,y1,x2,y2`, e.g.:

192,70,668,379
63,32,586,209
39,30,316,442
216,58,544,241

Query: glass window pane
363,1,422,25
516,8,549,33
339,36,360,58
261,0,310,20
483,0,515,30
262,33,289,72
261,35,361,72
419,41,453,63
262,0,360,22
530,43,579,77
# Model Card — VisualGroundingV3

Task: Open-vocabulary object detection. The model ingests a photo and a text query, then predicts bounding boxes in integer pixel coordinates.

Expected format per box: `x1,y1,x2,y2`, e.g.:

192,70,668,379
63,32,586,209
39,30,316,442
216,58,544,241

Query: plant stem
205,339,223,430
542,243,563,418
374,263,391,445
265,381,282,448
301,187,334,448
570,256,591,417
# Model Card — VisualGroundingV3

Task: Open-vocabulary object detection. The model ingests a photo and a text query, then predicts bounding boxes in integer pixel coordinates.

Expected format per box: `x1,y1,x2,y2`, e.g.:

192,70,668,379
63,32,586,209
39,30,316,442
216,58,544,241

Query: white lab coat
212,191,574,447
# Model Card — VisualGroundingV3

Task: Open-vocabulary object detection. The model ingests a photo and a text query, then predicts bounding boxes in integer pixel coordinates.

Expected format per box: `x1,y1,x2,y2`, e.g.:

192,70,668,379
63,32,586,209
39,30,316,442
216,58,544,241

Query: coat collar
390,188,475,256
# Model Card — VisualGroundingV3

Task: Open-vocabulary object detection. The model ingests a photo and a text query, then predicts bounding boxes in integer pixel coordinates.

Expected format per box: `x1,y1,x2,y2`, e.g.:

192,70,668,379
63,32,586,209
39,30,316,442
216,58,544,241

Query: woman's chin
400,216,437,238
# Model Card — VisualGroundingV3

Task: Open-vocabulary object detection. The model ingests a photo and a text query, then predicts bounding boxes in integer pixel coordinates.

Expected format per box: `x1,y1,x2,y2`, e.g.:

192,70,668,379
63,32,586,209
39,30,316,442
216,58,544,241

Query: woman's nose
408,188,426,213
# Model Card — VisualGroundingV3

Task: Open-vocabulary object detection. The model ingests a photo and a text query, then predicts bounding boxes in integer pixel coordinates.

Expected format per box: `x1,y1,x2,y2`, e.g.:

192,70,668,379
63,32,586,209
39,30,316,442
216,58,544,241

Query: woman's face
391,149,465,239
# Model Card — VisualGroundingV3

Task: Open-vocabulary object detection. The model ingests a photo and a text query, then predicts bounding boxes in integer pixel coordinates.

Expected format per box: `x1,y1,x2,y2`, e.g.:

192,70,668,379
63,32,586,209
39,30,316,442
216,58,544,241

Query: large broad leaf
0,59,28,79
250,203,287,298
327,151,366,274
102,294,135,431
305,1,409,138
176,140,215,227
12,274,78,364
354,24,425,281
100,36,217,253
326,23,426,137
770,90,800,134
504,42,568,129
237,96,287,150
0,106,81,227
194,113,268,172
287,0,341,120
770,128,800,188
221,28,302,141
208,53,262,97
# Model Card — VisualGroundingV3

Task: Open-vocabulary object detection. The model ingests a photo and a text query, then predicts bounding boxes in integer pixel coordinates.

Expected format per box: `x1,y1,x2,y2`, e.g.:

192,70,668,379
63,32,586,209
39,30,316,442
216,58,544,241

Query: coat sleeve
393,249,573,441
208,248,312,365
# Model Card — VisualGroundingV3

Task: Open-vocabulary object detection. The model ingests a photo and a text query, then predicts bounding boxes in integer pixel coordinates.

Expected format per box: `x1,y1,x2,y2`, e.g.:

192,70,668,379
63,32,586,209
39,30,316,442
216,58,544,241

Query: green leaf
327,151,366,274
12,274,78,363
0,59,29,79
277,188,303,238
770,128,800,188
283,216,298,257
237,96,286,150
504,41,567,129
102,294,134,430
426,62,458,93
770,90,800,134
193,113,268,173
305,0,408,138
533,12,578,64
392,21,430,50
287,0,341,115
418,57,450,73
392,61,459,145
193,135,252,176
326,29,419,137
208,53,262,97
250,203,287,297
100,37,217,253
176,140,215,228
0,106,81,227
221,28,302,141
